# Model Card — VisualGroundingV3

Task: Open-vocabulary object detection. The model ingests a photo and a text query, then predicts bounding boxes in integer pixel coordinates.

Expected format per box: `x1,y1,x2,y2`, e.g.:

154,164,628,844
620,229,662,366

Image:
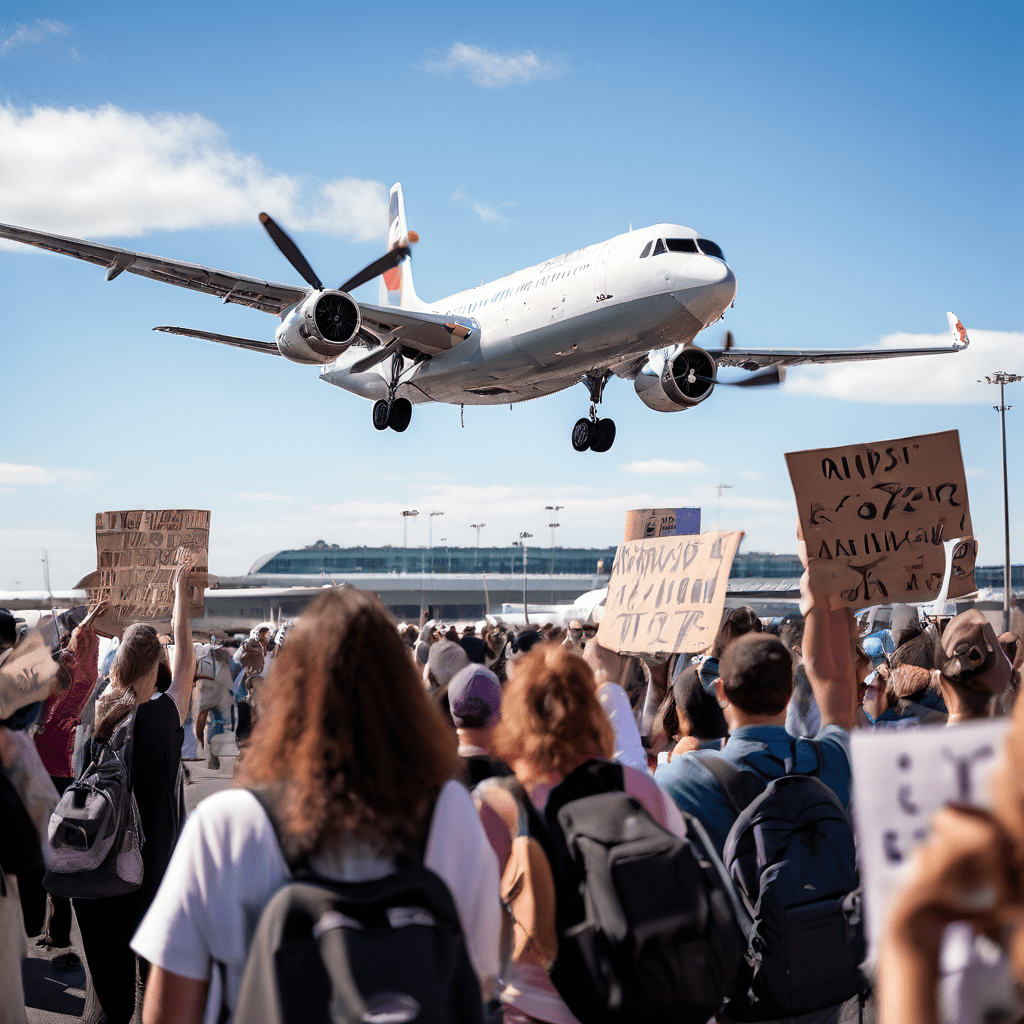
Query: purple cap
448,664,502,729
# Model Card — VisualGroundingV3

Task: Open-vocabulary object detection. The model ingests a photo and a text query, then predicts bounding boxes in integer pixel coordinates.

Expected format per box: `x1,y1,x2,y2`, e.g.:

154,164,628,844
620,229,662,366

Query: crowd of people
1,549,1023,1024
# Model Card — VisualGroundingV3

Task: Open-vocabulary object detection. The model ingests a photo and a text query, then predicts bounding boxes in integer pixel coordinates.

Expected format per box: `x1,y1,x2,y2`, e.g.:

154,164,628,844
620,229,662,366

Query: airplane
0,184,970,451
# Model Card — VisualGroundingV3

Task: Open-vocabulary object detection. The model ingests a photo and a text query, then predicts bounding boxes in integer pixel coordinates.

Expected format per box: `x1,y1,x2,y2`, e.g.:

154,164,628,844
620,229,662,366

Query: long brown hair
493,643,613,785
95,623,166,741
236,587,459,859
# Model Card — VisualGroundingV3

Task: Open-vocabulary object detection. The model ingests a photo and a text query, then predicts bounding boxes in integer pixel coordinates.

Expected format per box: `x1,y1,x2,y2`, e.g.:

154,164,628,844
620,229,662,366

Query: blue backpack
693,744,865,1021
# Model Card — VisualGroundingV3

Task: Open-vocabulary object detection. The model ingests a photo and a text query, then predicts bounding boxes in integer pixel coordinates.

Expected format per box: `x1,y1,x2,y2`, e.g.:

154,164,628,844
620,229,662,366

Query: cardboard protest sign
850,718,1010,953
623,507,701,542
786,430,975,611
79,510,210,636
598,531,743,658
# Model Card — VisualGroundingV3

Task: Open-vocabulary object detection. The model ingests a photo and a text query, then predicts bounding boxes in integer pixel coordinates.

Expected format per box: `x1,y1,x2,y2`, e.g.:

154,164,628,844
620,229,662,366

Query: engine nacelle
274,290,361,365
633,345,717,413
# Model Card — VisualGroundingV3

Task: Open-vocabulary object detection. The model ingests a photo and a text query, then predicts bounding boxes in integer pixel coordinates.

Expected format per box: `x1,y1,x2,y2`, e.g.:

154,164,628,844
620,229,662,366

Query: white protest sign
850,718,1010,954
597,531,743,658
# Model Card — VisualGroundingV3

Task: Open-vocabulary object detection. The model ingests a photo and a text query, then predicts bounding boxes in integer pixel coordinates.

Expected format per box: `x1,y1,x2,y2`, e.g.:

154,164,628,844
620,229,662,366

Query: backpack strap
690,750,767,816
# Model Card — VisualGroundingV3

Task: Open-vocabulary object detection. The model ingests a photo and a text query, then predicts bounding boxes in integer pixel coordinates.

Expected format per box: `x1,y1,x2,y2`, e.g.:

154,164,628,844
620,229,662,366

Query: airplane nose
674,256,737,326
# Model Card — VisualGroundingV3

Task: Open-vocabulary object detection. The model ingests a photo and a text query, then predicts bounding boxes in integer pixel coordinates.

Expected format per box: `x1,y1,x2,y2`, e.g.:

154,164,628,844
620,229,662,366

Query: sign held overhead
597,530,744,658
785,430,975,610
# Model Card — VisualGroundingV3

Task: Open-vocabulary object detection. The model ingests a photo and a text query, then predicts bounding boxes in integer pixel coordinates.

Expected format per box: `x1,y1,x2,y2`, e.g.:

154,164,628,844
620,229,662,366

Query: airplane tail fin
379,183,425,310
946,311,970,349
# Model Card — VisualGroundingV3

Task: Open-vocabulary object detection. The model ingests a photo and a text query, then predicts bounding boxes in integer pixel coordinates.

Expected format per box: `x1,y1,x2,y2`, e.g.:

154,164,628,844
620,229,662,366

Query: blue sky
1,1,1021,590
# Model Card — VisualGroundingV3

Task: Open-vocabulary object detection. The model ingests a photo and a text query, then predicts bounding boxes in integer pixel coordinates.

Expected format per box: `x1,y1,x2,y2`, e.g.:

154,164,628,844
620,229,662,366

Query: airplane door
594,242,612,300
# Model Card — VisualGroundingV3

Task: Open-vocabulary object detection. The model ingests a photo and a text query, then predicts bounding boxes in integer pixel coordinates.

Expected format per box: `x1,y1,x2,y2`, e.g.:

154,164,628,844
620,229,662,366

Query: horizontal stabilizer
153,326,280,356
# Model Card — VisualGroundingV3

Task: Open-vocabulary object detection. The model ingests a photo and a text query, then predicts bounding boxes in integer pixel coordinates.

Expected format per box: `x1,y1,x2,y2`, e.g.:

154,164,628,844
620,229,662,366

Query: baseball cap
448,664,502,728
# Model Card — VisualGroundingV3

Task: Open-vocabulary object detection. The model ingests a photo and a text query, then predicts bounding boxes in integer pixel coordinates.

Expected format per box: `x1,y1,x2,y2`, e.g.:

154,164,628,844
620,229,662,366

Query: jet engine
633,345,717,412
274,290,361,364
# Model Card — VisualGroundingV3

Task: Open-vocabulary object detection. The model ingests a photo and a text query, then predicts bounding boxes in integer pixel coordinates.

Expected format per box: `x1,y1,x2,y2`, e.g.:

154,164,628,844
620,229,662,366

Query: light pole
440,539,451,573
519,532,533,621
470,523,486,570
545,504,564,577
981,372,1021,632
429,511,443,572
713,484,732,531
400,509,419,550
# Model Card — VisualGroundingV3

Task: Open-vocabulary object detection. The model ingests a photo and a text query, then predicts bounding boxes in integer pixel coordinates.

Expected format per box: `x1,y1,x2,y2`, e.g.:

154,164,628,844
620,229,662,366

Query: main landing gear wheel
589,417,616,452
572,418,593,452
387,397,413,432
372,400,390,431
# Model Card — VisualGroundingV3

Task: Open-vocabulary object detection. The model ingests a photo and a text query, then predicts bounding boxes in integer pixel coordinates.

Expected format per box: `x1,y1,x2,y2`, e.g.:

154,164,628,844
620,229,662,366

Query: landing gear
372,354,414,433
572,370,617,452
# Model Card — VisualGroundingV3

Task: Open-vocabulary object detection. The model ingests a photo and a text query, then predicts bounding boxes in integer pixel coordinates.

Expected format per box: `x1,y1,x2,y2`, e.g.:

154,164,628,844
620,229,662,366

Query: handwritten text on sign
597,531,743,657
86,510,210,633
850,718,1009,952
786,430,974,610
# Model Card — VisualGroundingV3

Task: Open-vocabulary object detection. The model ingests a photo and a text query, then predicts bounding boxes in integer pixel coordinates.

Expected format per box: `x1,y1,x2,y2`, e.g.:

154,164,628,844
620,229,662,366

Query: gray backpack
44,709,145,898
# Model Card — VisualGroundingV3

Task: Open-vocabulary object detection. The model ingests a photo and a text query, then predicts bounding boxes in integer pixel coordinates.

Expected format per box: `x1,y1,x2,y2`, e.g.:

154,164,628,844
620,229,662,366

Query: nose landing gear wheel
590,417,616,452
572,418,593,452
372,400,391,431
387,397,413,432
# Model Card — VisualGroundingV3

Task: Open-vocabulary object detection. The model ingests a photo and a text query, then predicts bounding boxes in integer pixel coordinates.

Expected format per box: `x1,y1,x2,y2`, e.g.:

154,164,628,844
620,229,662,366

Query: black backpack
44,709,144,898
531,760,747,1024
693,744,866,1021
231,790,484,1024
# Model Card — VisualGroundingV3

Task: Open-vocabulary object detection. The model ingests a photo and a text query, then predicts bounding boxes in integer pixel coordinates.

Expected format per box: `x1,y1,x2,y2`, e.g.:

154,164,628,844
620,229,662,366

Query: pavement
23,731,238,1024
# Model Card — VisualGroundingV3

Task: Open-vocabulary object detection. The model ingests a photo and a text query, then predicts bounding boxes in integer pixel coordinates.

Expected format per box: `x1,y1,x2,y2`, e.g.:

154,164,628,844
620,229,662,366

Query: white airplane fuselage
320,224,737,405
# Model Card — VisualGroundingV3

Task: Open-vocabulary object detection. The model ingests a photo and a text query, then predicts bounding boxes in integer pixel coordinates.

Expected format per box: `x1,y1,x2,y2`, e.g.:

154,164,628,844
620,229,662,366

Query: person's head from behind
448,663,502,751
712,606,762,659
935,609,1012,720
237,588,458,859
716,633,793,725
493,644,613,785
96,622,171,740
670,666,729,742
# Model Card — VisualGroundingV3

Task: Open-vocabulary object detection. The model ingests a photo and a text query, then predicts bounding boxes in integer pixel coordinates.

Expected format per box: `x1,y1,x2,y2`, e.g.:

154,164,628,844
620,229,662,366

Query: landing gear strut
572,370,616,452
372,353,414,433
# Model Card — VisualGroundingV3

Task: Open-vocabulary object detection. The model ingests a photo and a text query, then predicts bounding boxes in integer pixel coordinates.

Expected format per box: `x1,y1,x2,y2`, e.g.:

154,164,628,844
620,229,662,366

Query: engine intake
633,345,717,413
274,290,361,364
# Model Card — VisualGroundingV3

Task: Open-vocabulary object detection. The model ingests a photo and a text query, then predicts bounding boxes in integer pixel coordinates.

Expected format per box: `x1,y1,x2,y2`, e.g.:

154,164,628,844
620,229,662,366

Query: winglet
946,312,970,349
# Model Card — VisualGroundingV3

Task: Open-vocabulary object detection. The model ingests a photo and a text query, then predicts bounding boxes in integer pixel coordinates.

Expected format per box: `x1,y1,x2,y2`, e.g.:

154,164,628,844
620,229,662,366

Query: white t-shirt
132,781,501,1021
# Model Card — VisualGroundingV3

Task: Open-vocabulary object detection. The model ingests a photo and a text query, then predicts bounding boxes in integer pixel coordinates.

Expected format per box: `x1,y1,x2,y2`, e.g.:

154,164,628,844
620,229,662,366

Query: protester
474,643,686,1024
72,565,196,1024
32,604,102,960
694,606,763,695
931,608,1012,723
448,663,514,786
414,619,437,666
652,662,729,762
132,587,500,1023
193,644,235,770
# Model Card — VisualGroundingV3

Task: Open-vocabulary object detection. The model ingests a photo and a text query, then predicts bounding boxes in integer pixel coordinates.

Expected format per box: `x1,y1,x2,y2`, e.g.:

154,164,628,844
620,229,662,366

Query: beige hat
938,609,1012,696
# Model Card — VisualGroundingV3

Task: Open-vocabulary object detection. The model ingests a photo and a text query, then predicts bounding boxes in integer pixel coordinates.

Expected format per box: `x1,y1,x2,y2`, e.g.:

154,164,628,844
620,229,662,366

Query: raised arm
799,528,859,732
166,564,196,726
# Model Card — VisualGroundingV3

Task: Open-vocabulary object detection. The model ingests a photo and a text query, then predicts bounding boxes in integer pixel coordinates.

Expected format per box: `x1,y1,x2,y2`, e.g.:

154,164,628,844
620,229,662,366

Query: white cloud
422,43,568,88
0,463,96,486
620,459,708,475
784,328,1024,404
236,492,293,502
741,470,762,481
1,19,70,55
472,202,512,227
0,103,388,242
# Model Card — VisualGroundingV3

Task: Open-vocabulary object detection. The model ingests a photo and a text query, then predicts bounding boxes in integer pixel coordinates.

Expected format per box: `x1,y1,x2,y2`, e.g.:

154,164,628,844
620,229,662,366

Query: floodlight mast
981,372,1021,632
400,510,419,549
546,505,564,603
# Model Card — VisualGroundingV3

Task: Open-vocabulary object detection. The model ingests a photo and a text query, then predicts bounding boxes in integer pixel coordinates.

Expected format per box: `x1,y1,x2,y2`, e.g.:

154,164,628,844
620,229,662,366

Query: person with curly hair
132,587,500,1024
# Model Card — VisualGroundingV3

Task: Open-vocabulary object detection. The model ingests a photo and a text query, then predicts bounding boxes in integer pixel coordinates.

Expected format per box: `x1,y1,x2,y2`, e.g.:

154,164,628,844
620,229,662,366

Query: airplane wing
153,326,281,355
0,222,306,315
708,315,969,370
709,343,967,370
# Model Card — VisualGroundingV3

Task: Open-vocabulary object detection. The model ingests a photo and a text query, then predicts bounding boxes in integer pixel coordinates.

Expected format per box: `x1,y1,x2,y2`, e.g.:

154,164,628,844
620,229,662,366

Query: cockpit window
639,241,652,258
652,238,667,256
666,238,699,254
697,239,725,261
